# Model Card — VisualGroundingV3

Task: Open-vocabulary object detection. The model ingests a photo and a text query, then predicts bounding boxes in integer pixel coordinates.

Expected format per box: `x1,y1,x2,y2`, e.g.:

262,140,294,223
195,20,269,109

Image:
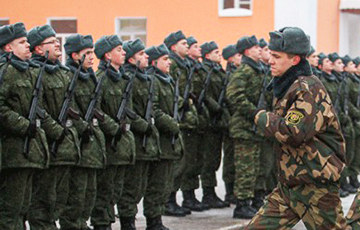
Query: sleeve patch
285,110,304,125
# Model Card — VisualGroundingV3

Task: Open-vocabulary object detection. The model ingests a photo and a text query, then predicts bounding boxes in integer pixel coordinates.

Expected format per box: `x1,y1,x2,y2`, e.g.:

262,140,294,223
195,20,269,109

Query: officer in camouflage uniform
0,22,50,230
329,52,355,196
226,35,271,219
164,31,202,212
245,27,349,230
26,25,81,230
91,36,136,230
221,44,241,205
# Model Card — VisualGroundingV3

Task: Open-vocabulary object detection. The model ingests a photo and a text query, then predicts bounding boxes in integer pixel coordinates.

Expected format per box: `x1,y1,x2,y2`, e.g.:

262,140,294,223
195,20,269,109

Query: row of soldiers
0,21,279,230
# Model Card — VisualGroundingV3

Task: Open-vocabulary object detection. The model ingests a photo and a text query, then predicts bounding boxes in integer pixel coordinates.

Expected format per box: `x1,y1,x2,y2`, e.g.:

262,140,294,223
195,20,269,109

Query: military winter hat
64,34,93,55
164,30,186,49
222,44,238,60
328,53,341,63
317,53,328,65
259,38,268,48
307,46,315,58
353,57,360,67
123,39,145,61
342,55,352,67
187,36,197,48
28,25,56,51
269,27,310,55
94,35,123,59
236,35,258,54
201,41,218,57
0,22,27,47
145,44,170,64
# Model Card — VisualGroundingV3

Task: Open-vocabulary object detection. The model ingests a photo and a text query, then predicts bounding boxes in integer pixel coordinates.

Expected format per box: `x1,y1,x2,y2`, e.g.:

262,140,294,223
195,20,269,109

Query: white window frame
0,18,10,25
47,17,77,64
115,17,147,45
218,0,253,17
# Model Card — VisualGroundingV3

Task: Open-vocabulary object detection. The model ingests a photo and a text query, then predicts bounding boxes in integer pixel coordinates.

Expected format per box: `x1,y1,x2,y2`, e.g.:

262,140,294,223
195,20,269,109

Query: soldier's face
107,45,126,68
261,46,271,63
173,39,189,59
78,48,94,70
321,58,333,72
206,49,222,64
132,50,149,69
269,50,298,77
345,61,357,73
6,37,31,60
246,45,261,62
188,43,201,59
333,59,344,72
229,53,242,67
37,36,61,62
357,64,360,74
307,52,319,68
155,54,171,74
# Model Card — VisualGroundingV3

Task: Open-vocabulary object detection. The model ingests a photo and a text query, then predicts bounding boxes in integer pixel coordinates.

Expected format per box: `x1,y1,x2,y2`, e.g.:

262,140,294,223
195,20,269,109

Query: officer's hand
82,125,93,144
26,122,37,138
57,127,70,143
189,92,198,104
169,119,180,135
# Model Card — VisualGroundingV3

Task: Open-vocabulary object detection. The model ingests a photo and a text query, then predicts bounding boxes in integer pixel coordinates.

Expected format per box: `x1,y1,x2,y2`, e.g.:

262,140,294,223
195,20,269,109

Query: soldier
27,25,81,230
329,52,355,197
164,31,201,212
306,46,321,77
198,41,228,209
0,22,50,229
226,35,271,219
245,27,348,230
259,38,270,73
220,44,240,205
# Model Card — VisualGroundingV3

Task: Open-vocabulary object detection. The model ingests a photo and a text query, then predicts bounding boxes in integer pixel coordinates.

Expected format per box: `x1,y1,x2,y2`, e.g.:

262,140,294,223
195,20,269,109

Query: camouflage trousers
222,132,235,185
0,168,33,230
340,122,355,183
258,139,277,193
28,166,71,230
349,121,360,178
234,139,260,200
347,190,360,229
245,183,349,230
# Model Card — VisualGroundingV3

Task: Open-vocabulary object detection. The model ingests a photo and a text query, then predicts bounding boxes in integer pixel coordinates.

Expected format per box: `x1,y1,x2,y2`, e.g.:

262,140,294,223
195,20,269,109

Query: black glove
82,125,93,144
26,122,37,138
145,123,155,136
56,127,70,144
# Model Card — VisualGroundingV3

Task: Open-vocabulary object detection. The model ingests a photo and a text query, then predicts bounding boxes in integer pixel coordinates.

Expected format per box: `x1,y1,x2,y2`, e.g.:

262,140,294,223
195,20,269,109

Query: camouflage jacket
33,55,80,166
66,58,106,168
0,55,50,169
169,51,198,130
226,55,272,140
97,64,136,166
123,63,161,161
255,60,346,187
152,68,183,160
344,72,360,121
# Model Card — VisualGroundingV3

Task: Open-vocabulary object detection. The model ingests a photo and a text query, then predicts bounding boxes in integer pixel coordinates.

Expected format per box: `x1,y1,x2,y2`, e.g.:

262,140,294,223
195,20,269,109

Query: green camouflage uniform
246,61,348,229
226,55,271,200
0,55,50,229
117,62,162,219
347,191,360,229
91,63,136,227
27,54,81,230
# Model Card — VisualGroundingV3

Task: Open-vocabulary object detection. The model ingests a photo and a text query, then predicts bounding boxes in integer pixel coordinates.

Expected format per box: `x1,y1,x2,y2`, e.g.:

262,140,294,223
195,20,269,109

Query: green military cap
342,55,352,67
145,43,169,64
222,44,238,60
269,27,310,55
353,57,360,67
236,35,258,54
0,22,27,47
307,46,316,58
317,52,328,65
186,36,197,48
94,35,123,59
201,41,218,57
328,53,341,63
259,38,268,48
123,38,145,61
64,34,93,55
164,30,186,49
28,25,56,51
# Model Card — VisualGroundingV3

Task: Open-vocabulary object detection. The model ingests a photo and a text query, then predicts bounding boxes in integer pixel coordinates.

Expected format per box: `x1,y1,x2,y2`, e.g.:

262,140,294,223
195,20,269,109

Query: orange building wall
317,0,341,53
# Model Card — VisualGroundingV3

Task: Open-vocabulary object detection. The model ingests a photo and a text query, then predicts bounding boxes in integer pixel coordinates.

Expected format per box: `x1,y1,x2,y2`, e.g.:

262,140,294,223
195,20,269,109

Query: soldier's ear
104,52,111,60
71,52,78,61
292,55,301,66
34,45,43,55
3,44,12,53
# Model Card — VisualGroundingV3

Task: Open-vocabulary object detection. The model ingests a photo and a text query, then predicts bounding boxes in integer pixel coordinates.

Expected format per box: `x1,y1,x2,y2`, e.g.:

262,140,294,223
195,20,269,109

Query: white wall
274,0,318,49
339,12,360,57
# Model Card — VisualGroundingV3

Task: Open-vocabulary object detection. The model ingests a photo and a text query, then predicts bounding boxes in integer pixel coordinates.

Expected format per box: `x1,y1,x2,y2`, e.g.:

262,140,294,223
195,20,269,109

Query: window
116,18,147,45
0,19,9,26
47,18,77,64
219,0,253,17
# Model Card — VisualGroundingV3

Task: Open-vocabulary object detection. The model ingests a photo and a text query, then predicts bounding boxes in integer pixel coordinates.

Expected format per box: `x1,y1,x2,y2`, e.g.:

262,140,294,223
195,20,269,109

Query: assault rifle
142,72,155,149
212,64,231,123
197,67,213,113
179,66,195,121
171,70,181,149
252,65,269,133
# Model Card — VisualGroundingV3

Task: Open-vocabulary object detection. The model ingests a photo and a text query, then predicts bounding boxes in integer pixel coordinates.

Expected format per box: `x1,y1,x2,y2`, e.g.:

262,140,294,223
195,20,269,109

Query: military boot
120,216,137,230
350,175,360,189
164,192,186,217
202,187,228,209
145,216,170,230
233,199,256,219
182,189,204,211
224,183,237,205
252,190,265,211
342,180,357,194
